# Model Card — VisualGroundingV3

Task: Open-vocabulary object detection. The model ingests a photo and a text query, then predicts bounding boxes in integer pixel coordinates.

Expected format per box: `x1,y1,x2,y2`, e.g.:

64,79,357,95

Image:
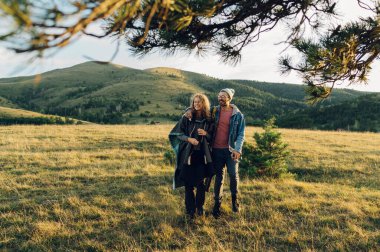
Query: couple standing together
169,88,245,219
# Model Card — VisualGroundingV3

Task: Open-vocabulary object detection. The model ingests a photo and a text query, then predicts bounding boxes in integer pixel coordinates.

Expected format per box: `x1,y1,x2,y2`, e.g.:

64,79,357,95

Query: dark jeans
212,148,239,203
185,181,205,214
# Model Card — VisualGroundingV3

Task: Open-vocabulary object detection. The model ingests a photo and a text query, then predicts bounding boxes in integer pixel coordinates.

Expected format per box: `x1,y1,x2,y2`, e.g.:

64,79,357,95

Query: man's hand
184,110,192,119
197,129,207,136
188,138,199,145
231,151,241,161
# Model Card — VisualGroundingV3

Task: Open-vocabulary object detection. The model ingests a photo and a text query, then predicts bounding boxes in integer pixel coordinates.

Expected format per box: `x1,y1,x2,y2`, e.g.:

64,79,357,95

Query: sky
0,0,379,92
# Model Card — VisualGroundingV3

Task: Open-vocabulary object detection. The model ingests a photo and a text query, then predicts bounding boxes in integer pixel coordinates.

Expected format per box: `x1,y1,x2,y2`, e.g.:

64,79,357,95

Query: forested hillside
0,61,378,131
277,93,380,132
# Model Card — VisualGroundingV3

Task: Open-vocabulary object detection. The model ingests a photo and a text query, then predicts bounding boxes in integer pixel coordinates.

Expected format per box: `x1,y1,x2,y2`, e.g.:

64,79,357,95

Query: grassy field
0,125,379,251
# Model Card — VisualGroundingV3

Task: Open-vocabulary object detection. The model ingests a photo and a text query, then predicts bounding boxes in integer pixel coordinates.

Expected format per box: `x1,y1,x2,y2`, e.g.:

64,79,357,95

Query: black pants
185,180,205,215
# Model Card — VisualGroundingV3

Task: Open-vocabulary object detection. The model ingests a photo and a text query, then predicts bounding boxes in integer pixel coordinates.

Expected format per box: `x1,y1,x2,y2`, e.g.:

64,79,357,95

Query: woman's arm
177,116,199,145
177,116,189,142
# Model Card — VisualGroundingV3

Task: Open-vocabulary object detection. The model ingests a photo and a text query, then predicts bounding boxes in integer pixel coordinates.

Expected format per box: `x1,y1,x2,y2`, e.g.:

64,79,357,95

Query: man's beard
219,100,227,107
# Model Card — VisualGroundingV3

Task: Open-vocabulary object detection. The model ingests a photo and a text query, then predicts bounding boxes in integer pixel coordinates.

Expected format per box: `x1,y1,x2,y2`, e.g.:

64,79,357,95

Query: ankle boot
197,207,204,216
212,201,221,219
232,195,240,213
186,211,195,219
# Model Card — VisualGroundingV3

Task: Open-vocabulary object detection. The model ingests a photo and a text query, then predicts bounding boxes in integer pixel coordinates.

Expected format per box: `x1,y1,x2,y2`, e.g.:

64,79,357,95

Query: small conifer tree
241,117,290,178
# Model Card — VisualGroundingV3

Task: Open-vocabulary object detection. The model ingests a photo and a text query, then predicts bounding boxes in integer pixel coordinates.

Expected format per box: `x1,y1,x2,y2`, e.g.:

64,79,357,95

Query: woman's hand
197,129,207,136
188,138,199,145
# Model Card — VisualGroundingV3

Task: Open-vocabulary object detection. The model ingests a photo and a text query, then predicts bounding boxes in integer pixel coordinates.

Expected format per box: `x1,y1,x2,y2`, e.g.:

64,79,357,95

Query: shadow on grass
24,139,171,153
2,160,380,251
2,170,380,251
0,173,193,251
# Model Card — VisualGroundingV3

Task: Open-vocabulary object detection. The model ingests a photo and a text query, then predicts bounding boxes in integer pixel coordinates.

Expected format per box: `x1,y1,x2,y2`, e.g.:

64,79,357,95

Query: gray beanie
220,88,235,100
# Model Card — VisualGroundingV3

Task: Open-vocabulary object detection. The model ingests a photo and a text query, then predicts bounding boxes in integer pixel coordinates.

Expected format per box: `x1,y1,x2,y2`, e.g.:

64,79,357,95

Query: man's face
218,92,230,106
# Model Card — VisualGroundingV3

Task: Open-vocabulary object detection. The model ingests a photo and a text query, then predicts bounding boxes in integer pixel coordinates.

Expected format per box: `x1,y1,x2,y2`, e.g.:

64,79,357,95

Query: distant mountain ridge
0,61,379,131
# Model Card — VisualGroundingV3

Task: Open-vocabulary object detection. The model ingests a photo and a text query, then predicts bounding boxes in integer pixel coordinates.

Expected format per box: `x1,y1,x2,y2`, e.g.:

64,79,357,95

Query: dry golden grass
0,125,379,251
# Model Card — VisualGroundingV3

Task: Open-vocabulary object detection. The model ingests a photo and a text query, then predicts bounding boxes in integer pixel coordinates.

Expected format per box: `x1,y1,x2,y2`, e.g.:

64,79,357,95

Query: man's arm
183,107,192,119
234,114,246,154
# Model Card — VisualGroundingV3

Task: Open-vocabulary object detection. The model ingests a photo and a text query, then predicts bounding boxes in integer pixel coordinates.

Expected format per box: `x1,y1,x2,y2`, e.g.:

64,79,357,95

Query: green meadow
0,125,379,251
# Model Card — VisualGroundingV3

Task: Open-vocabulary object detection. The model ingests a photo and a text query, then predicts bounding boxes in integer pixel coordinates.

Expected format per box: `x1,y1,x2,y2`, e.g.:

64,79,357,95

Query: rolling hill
0,61,379,131
0,96,19,108
0,106,86,125
0,62,203,124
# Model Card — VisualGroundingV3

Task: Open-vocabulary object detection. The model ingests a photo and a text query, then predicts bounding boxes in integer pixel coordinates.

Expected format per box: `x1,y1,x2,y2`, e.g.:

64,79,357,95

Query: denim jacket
213,104,245,154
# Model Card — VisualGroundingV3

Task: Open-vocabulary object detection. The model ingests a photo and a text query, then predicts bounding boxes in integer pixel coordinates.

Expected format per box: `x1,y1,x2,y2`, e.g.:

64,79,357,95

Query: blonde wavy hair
190,93,211,120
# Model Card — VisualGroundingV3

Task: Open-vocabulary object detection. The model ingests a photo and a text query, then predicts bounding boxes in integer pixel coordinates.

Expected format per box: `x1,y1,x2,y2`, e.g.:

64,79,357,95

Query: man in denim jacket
211,88,245,218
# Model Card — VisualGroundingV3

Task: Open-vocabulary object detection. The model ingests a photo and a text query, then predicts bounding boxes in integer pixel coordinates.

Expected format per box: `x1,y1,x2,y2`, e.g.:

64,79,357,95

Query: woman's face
193,97,203,111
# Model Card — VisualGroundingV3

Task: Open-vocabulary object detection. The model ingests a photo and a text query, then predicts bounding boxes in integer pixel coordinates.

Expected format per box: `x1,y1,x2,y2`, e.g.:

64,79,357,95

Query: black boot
197,207,204,216
232,195,240,213
185,185,196,219
186,212,195,219
212,201,221,219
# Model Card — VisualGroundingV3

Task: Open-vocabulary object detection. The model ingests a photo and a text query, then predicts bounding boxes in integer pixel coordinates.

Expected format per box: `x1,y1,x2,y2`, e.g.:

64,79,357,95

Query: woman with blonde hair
169,93,214,218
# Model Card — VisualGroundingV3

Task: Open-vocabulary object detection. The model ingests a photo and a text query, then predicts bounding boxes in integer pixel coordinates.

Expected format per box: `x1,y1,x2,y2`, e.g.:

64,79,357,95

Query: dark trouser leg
195,180,205,209
226,154,240,212
226,153,239,197
195,180,205,216
213,148,227,203
185,184,195,215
